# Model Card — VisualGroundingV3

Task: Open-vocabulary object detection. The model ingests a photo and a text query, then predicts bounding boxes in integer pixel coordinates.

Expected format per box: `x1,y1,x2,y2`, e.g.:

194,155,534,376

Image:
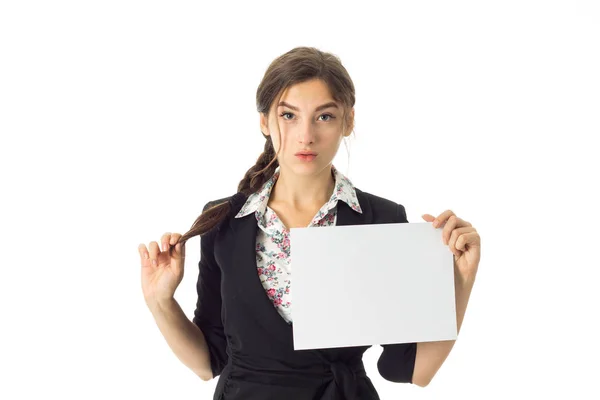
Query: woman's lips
296,154,317,161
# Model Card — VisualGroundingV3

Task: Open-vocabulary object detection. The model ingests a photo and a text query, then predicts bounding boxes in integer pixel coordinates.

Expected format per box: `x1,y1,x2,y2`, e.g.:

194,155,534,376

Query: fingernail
433,219,438,227
152,259,157,266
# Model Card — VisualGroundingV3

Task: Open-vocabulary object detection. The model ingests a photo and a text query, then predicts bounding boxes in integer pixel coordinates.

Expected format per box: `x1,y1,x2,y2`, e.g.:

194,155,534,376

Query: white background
1,1,599,399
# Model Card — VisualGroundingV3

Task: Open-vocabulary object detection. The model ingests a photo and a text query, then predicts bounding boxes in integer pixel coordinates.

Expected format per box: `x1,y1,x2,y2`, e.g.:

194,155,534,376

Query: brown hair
175,46,356,249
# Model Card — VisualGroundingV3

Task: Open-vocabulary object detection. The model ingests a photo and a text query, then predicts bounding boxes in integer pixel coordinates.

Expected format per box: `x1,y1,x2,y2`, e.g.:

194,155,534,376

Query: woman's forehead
273,92,339,113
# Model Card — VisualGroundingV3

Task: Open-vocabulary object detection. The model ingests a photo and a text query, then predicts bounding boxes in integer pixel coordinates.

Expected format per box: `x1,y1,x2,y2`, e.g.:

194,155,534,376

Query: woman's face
260,78,354,176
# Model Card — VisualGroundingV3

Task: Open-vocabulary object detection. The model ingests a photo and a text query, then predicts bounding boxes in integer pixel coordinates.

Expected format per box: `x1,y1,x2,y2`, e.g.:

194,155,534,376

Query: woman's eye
280,112,294,120
319,114,334,122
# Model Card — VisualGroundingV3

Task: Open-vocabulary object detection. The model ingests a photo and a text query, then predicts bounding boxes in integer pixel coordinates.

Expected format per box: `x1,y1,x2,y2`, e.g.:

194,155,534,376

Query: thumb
175,243,185,260
421,214,435,222
168,243,185,260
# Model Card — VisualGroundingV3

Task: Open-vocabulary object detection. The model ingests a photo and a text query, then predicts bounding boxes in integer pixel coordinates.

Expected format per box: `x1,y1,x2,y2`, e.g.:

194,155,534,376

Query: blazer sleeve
377,202,418,383
191,201,228,379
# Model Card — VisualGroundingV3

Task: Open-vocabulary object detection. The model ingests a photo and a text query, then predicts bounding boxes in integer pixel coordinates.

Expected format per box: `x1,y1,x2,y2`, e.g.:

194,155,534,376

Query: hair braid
237,137,279,196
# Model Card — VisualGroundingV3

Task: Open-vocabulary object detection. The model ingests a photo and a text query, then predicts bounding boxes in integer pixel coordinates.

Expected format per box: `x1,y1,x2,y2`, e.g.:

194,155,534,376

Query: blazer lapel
336,188,373,227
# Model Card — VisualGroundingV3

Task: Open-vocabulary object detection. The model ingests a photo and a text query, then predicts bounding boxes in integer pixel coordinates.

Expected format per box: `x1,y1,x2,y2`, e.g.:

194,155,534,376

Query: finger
138,244,151,267
449,227,475,254
442,216,460,245
148,241,160,266
454,218,472,228
174,242,186,260
444,217,474,243
161,233,181,257
171,238,185,260
160,232,172,253
169,233,182,246
434,210,455,227
453,217,472,228
169,233,183,255
456,231,480,251
176,238,186,259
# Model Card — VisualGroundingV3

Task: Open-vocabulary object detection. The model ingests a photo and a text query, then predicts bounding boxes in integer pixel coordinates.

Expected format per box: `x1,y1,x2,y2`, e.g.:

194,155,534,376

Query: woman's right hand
138,232,186,308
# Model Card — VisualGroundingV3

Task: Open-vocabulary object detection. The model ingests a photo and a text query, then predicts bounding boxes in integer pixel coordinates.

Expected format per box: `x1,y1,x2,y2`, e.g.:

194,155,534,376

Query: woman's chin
288,161,329,176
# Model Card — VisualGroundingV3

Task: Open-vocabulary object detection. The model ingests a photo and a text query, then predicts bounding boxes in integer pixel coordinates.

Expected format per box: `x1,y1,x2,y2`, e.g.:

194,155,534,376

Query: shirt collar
235,164,363,219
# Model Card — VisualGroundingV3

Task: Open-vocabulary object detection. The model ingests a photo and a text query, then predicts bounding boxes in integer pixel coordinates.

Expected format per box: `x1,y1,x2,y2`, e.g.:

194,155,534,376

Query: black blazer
193,188,417,400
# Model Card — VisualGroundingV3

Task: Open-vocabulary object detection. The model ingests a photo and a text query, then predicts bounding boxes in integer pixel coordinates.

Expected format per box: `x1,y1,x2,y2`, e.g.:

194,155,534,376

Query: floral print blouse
234,164,363,325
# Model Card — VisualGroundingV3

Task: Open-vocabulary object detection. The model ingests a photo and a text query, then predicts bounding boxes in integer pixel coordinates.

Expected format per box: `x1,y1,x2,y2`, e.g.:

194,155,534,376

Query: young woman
138,46,481,400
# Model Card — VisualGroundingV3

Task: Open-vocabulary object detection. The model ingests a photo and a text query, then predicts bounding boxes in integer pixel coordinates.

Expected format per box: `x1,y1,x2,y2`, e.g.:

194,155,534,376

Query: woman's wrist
146,296,176,314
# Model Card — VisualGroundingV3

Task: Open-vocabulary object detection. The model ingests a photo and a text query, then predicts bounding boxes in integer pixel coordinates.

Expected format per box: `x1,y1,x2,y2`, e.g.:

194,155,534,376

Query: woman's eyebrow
278,101,338,112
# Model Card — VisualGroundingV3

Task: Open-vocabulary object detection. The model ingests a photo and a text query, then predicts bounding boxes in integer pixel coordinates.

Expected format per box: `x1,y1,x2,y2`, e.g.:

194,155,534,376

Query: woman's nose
296,121,316,144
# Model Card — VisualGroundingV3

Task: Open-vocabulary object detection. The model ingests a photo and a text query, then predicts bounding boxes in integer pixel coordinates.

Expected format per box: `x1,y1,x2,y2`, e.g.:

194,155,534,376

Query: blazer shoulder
202,195,233,212
355,187,404,211
203,191,249,209
201,192,250,233
355,188,407,222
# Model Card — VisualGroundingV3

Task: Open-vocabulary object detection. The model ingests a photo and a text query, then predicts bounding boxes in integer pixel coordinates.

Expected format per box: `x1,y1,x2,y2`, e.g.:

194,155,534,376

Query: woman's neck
269,165,335,212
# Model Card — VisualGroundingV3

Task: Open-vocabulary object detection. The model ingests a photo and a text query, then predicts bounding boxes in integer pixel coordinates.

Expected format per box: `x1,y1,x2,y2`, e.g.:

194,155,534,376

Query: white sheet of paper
289,222,457,350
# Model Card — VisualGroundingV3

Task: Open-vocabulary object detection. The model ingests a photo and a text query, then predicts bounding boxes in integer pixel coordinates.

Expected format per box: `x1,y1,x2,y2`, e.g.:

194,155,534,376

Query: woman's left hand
422,211,481,284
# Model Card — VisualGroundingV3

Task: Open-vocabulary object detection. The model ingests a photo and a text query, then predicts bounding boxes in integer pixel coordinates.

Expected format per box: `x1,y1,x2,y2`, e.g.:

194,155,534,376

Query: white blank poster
290,222,457,350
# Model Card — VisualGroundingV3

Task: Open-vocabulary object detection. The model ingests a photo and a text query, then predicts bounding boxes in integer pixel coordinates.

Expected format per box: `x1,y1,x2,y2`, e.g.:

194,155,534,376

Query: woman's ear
260,112,270,136
344,108,355,137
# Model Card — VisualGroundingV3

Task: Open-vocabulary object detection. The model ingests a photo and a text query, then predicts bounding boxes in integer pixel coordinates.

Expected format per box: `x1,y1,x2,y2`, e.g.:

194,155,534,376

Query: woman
138,46,481,400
